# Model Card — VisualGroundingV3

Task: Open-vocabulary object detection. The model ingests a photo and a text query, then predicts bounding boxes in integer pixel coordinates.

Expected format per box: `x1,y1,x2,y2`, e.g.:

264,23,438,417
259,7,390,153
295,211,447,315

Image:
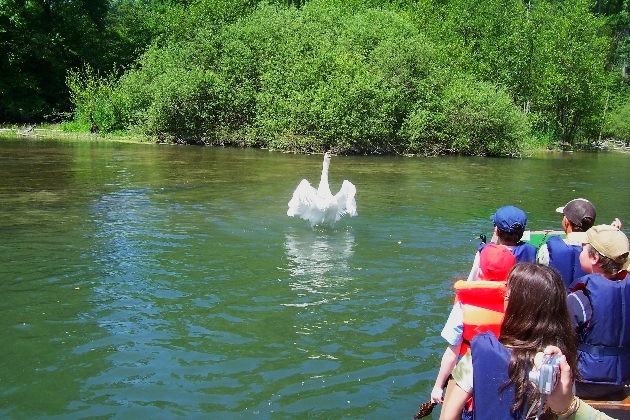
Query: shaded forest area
2,0,629,155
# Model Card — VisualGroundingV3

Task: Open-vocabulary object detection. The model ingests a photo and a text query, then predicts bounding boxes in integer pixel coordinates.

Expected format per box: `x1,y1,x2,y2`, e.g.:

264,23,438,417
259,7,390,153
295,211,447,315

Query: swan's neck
318,157,331,194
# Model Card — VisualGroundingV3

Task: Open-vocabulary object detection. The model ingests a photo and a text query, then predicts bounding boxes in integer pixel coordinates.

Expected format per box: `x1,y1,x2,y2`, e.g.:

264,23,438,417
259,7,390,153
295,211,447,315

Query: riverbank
0,124,151,144
2,124,628,155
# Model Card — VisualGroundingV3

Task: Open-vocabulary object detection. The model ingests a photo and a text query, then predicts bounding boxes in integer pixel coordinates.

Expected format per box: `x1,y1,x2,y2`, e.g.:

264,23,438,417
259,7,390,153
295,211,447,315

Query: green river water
0,137,628,419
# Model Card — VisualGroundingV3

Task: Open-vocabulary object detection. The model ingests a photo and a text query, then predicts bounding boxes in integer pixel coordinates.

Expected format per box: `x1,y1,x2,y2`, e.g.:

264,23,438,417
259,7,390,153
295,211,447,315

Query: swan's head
324,151,332,160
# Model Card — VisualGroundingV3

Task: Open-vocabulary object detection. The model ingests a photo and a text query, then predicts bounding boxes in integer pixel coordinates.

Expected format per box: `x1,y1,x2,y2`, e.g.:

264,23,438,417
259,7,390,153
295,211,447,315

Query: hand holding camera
529,353,561,394
533,346,580,418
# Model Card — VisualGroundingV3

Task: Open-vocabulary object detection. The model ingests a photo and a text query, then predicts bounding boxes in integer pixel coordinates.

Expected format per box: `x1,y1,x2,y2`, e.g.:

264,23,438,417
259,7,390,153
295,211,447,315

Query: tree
0,0,111,121
527,0,611,142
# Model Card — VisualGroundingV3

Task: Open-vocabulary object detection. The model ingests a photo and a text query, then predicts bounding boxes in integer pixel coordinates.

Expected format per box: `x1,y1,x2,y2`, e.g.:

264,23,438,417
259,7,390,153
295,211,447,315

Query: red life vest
454,280,506,356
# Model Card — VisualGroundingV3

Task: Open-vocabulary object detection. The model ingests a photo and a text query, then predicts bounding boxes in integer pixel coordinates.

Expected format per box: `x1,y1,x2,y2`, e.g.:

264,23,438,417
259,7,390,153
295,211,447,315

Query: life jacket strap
578,343,630,361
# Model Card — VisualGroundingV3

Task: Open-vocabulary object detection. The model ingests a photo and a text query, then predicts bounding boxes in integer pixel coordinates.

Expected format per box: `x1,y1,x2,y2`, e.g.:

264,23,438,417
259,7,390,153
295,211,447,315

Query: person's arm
466,252,480,281
434,305,464,402
566,290,592,331
439,352,473,419
567,402,616,419
439,379,471,420
539,346,615,420
431,344,461,403
537,243,550,265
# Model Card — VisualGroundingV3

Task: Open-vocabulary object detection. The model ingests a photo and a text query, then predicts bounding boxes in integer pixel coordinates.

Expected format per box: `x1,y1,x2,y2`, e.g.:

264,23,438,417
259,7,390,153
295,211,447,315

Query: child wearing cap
430,244,516,403
566,225,630,398
537,198,623,290
466,205,537,281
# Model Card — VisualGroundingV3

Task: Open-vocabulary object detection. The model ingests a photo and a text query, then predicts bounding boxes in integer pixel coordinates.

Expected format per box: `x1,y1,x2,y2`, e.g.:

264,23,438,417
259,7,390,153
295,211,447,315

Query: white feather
287,152,357,227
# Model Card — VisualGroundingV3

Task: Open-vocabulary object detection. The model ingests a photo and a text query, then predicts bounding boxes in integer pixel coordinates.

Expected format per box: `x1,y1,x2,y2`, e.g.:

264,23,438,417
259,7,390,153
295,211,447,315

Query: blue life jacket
471,332,527,420
572,273,630,385
511,242,537,263
547,236,587,290
478,242,537,263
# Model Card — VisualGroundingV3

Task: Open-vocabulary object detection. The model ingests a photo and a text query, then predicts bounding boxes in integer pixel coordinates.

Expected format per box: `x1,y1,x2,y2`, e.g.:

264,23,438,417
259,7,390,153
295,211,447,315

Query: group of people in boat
429,199,629,419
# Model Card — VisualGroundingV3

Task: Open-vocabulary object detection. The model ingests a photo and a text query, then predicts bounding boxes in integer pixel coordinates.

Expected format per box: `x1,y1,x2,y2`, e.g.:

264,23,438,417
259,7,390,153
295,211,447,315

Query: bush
441,77,529,156
401,77,530,156
113,27,228,139
66,64,120,133
222,3,447,154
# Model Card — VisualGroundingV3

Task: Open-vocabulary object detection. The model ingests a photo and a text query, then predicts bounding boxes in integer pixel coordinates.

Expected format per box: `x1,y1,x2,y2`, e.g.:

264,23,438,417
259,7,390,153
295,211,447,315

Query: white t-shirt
440,302,464,346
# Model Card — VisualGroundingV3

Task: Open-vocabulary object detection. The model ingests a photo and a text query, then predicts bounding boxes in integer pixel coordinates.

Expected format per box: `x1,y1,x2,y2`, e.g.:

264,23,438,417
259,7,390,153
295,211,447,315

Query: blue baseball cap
491,205,527,233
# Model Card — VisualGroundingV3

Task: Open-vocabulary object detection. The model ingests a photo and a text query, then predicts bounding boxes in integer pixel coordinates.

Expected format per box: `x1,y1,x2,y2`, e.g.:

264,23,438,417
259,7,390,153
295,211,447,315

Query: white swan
287,151,357,227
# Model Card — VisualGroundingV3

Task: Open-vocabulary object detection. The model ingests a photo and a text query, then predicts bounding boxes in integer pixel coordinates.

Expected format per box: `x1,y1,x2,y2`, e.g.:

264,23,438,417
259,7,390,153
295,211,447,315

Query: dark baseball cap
556,198,596,229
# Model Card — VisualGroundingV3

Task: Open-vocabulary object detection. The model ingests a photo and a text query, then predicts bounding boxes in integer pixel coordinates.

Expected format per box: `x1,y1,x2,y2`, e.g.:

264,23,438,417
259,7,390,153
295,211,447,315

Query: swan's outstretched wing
334,180,357,221
287,179,318,218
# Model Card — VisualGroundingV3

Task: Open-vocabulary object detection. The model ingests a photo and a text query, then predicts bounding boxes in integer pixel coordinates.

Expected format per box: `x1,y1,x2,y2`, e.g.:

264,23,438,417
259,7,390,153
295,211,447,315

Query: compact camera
528,354,561,394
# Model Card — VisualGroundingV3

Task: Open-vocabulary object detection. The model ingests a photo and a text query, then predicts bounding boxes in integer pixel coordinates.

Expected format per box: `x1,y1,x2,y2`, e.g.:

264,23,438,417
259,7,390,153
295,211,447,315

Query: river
0,137,628,419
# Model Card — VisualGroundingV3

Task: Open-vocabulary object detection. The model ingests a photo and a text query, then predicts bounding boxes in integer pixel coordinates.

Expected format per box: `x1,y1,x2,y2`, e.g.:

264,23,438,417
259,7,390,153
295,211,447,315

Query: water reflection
82,187,195,417
283,229,356,306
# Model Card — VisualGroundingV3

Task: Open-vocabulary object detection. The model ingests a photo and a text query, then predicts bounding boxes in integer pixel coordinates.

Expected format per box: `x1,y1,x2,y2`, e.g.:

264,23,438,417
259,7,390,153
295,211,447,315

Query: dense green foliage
607,90,630,142
2,0,629,154
103,2,532,155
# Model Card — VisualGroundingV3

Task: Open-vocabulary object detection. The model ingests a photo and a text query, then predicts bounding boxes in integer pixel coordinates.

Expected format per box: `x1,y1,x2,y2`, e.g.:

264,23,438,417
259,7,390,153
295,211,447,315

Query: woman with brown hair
440,263,581,420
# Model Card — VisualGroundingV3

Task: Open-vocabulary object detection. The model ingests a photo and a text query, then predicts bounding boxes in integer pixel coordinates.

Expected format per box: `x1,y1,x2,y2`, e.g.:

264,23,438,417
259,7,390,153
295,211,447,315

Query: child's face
579,244,596,273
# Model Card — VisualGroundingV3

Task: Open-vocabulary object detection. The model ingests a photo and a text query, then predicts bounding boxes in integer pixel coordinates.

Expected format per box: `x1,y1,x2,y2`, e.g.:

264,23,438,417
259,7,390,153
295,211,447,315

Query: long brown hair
499,263,579,414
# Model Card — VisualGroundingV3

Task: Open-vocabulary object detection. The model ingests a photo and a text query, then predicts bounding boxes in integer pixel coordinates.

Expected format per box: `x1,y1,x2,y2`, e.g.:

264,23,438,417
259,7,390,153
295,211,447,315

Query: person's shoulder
567,274,592,291
567,288,589,302
567,289,592,322
536,243,550,265
543,235,569,247
517,241,538,250
564,232,583,245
